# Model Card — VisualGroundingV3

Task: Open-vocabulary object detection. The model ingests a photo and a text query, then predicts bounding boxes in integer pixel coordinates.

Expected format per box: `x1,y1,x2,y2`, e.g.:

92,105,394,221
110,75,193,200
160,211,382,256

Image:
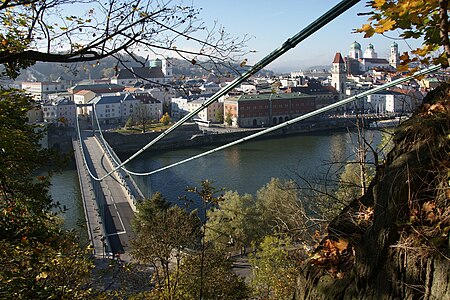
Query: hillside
15,57,274,82
296,83,450,299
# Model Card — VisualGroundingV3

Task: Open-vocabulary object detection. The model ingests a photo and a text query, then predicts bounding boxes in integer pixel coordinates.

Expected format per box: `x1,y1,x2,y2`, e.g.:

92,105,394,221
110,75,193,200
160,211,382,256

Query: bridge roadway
74,130,140,260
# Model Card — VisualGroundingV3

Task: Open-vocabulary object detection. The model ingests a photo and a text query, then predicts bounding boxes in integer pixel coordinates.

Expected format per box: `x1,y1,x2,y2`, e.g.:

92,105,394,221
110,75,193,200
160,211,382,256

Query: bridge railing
93,134,145,211
72,138,111,258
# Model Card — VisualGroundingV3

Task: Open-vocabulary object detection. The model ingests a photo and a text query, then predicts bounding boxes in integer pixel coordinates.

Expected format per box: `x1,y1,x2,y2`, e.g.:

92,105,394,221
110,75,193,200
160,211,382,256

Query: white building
200,82,221,94
42,97,76,127
130,93,163,122
389,42,400,68
88,94,124,125
74,90,96,115
87,93,162,125
187,98,223,122
346,41,395,74
171,97,190,120
22,80,69,101
171,95,223,122
349,41,363,60
367,89,423,114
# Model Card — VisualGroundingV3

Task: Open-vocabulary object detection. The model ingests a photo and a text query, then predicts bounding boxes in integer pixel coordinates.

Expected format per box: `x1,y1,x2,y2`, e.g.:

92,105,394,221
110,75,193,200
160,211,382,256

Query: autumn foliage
357,0,450,68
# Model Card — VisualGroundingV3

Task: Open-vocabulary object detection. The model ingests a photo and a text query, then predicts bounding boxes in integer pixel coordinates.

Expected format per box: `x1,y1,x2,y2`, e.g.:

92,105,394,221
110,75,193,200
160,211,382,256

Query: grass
113,123,173,134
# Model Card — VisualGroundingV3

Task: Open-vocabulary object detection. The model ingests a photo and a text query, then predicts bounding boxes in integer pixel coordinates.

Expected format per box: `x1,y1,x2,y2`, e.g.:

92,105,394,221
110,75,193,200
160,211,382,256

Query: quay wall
104,118,361,154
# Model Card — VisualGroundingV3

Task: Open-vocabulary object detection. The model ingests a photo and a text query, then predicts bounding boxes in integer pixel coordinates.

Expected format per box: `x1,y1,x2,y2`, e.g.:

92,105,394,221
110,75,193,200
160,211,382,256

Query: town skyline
192,0,424,73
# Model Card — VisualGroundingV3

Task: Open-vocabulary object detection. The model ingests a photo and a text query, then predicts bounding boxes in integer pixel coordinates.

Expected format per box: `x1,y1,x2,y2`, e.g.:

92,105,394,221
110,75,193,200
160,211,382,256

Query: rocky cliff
296,84,450,299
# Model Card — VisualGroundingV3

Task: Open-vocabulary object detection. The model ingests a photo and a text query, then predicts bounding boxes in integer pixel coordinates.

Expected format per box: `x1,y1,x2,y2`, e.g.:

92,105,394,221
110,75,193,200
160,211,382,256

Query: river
51,129,383,225
125,129,382,204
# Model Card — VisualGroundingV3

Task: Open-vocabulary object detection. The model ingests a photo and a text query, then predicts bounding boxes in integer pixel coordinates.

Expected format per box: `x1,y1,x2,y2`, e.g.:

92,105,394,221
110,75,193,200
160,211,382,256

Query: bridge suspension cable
98,64,442,177
75,112,105,181
85,0,361,181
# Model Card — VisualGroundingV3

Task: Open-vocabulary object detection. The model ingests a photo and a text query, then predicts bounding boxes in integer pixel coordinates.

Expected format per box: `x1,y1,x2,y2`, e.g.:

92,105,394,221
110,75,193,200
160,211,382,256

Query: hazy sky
192,0,422,72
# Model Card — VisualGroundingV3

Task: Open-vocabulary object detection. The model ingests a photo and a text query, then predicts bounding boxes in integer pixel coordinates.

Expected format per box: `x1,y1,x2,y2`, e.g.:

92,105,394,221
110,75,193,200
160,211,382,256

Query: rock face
296,84,450,300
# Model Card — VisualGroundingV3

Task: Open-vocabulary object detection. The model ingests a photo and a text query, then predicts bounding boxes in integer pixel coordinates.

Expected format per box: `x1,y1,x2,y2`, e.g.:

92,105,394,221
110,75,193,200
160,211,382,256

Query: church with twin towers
331,41,400,94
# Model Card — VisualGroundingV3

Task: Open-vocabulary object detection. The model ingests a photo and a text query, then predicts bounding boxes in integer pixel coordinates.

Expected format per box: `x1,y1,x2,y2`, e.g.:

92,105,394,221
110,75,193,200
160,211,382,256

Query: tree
159,112,171,126
357,0,450,68
133,102,152,133
206,191,263,251
130,192,201,299
225,110,233,126
206,178,311,251
215,110,224,123
125,116,134,129
183,180,225,300
0,90,93,298
255,178,307,239
0,0,248,78
173,249,249,300
249,235,299,300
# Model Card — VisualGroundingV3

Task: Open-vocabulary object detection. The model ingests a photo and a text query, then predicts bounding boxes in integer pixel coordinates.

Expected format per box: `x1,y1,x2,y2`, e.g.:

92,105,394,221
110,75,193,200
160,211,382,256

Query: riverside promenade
73,130,144,261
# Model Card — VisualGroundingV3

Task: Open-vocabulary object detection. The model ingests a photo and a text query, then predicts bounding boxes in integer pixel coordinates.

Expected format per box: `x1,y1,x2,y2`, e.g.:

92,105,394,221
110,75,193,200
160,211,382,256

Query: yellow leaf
374,0,386,8
358,23,375,38
375,18,396,33
36,272,48,280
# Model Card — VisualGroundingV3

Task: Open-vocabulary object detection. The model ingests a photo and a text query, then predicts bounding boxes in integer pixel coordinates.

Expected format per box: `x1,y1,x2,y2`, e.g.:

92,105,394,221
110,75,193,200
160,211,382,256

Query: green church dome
350,41,361,50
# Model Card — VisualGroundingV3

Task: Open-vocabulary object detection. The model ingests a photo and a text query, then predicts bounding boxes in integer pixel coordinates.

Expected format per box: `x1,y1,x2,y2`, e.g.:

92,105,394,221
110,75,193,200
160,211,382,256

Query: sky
191,0,423,73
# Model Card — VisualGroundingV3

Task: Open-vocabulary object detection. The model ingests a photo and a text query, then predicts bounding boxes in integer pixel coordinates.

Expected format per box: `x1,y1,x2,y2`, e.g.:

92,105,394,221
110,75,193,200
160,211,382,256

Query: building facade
171,95,222,122
87,93,162,125
74,90,96,115
22,80,69,101
224,93,316,128
42,97,76,127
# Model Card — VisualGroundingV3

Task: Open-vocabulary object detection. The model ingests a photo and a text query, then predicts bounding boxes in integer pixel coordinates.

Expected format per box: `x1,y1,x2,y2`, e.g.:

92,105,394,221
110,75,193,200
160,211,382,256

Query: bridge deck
74,130,140,261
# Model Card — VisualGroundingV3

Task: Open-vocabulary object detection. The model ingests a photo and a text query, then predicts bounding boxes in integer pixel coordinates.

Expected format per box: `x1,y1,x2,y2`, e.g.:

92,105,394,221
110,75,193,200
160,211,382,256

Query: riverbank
104,117,375,154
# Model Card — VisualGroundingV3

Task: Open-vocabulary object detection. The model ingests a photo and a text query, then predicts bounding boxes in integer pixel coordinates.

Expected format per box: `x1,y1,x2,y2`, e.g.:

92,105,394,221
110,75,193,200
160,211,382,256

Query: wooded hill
14,57,274,83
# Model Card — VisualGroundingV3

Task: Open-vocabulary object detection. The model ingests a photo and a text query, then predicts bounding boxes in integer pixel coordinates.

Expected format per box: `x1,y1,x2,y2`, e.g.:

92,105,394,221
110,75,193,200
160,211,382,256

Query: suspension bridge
74,128,143,259
71,0,441,260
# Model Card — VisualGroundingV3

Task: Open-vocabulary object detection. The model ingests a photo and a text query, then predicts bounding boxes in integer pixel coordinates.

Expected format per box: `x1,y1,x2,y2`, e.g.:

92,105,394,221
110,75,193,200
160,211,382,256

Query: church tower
162,58,173,78
364,43,378,58
349,41,363,60
331,52,346,98
389,42,400,69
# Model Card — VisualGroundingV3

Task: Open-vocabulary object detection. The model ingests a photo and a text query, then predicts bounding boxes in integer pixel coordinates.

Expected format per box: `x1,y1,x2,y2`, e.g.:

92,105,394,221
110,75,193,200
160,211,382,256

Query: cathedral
330,41,400,98
344,41,399,75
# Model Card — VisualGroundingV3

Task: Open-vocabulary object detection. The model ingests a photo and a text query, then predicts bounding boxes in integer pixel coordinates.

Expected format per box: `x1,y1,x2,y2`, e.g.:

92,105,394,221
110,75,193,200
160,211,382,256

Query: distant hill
15,56,274,82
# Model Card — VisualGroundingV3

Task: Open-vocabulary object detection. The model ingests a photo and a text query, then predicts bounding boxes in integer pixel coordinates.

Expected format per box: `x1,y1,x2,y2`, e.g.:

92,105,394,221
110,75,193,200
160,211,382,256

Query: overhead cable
115,64,442,176
92,0,361,181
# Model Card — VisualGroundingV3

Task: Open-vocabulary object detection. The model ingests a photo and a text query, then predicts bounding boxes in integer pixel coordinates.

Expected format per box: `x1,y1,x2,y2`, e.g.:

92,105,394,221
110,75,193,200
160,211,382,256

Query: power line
89,0,361,181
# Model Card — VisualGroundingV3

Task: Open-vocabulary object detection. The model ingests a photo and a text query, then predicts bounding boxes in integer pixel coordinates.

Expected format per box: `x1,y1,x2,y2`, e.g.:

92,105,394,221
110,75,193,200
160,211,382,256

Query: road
79,130,136,259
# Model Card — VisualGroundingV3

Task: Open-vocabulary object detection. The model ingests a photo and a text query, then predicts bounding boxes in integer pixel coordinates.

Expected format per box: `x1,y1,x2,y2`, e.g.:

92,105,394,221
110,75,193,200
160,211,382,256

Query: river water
48,168,87,234
52,129,383,225
125,129,382,204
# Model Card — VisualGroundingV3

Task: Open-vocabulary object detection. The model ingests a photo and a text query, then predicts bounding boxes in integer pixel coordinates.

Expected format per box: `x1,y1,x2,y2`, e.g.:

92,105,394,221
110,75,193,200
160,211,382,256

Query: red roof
332,52,345,64
75,90,94,95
